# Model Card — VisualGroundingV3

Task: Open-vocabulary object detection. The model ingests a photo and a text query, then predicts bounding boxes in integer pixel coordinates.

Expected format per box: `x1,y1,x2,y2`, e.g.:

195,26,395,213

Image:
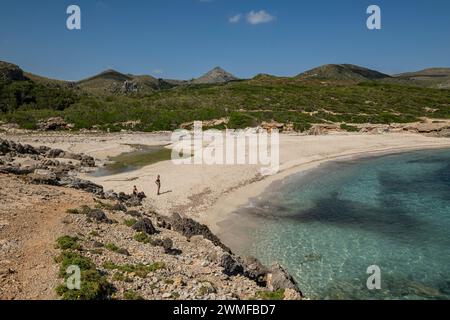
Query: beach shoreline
201,142,450,238
3,131,450,237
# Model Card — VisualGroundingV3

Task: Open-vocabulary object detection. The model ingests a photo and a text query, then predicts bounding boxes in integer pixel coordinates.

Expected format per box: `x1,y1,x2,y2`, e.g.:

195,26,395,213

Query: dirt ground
0,174,95,300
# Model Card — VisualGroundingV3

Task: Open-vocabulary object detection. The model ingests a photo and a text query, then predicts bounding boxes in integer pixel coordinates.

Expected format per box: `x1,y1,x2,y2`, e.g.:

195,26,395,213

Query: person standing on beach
155,175,161,196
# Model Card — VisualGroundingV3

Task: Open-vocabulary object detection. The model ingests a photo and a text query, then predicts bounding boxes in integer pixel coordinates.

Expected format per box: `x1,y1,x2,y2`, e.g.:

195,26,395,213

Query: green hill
394,68,450,89
1,61,449,131
297,64,391,81
76,70,173,95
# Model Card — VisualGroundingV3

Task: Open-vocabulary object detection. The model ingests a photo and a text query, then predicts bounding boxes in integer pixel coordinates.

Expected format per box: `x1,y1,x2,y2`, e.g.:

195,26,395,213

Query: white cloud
229,14,242,24
246,10,276,25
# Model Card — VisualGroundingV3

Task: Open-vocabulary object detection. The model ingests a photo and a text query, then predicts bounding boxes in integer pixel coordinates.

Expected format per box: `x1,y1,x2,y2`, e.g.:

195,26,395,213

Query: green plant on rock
124,218,138,227
255,289,285,300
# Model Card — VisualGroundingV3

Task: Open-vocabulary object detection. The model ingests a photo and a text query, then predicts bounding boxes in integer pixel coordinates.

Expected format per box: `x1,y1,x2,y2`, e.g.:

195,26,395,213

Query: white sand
6,132,450,233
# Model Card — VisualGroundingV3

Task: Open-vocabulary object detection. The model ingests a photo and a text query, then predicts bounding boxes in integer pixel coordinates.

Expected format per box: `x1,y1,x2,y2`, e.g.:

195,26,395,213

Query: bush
134,232,152,244
54,250,115,300
56,269,114,300
56,236,81,250
256,289,285,300
55,251,95,277
228,112,259,129
105,243,129,255
124,219,138,227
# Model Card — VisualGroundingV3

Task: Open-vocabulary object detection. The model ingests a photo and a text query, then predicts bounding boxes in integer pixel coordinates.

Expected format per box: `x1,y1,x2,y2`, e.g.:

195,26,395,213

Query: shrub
134,232,152,244
56,269,114,300
54,250,115,300
228,112,259,129
256,289,285,300
124,219,138,227
105,243,129,255
56,236,81,250
55,251,95,277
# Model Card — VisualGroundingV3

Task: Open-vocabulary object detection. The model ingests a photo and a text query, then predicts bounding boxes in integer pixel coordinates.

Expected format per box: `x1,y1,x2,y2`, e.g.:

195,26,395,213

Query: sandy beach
5,131,450,234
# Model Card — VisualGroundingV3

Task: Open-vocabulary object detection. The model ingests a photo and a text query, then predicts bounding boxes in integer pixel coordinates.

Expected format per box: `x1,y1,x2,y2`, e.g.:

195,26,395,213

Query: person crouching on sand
155,175,161,196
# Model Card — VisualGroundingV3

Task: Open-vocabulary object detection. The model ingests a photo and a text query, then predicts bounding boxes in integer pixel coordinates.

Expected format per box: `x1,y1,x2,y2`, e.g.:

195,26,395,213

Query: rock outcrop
37,117,71,131
170,213,231,253
0,138,101,194
267,263,302,295
0,61,26,82
132,218,158,235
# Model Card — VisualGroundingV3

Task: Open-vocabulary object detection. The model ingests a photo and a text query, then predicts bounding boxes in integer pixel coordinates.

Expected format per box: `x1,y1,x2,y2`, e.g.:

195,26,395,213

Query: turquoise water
230,149,450,300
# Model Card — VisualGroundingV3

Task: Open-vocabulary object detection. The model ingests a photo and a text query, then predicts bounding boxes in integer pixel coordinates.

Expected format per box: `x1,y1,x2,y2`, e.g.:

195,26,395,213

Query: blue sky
1,0,449,80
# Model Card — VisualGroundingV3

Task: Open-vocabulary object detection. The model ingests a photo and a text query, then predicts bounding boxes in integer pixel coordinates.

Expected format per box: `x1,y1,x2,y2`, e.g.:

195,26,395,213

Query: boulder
80,155,96,167
266,263,302,295
27,169,58,185
46,149,65,158
117,192,132,203
0,139,38,155
0,165,34,175
171,213,231,253
132,218,157,235
111,202,127,212
37,117,69,131
153,237,175,254
125,196,142,207
156,217,171,229
242,256,268,286
220,254,244,276
36,146,51,154
126,210,142,218
86,209,111,223
58,177,104,195
0,139,9,155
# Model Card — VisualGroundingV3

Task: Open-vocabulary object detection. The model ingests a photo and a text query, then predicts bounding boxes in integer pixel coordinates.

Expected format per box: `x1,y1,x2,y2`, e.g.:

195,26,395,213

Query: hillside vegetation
0,61,449,131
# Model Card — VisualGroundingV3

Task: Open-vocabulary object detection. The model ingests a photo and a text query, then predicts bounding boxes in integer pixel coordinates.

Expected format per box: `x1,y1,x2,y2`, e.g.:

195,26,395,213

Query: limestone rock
266,263,302,295
37,117,69,131
132,218,157,235
220,254,244,276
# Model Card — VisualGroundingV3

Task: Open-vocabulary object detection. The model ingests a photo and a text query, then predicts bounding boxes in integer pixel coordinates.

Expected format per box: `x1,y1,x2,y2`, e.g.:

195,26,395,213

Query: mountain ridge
297,64,391,81
2,60,450,93
191,67,239,84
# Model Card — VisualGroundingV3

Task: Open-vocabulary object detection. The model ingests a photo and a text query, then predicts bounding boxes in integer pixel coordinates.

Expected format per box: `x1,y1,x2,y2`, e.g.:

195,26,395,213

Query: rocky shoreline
0,137,303,300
